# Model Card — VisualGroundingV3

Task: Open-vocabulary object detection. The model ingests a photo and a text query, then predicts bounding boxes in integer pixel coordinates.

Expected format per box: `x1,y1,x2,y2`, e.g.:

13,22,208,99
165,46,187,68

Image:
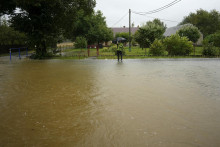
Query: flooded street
0,57,220,147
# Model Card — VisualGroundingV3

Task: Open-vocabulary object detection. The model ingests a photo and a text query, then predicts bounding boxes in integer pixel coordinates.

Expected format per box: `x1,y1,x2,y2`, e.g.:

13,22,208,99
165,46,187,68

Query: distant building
111,24,203,45
164,24,203,45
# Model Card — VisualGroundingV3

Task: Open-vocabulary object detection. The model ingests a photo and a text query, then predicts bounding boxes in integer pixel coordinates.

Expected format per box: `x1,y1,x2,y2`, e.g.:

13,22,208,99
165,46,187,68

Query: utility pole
129,9,131,52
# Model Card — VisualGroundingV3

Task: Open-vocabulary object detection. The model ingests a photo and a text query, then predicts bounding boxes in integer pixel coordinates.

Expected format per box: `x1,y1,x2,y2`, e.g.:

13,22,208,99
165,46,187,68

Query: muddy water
0,58,220,147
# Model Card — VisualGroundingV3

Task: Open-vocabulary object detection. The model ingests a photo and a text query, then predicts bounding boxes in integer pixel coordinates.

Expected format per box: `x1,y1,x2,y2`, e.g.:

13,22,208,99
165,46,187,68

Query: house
164,24,203,45
111,24,203,45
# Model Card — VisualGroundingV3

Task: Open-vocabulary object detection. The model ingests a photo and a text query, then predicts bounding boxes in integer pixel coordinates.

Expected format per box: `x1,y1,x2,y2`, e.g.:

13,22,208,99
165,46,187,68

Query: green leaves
6,0,96,57
149,39,165,56
0,25,27,46
74,36,87,49
86,11,113,44
134,19,165,49
180,9,220,37
163,34,193,56
177,24,201,43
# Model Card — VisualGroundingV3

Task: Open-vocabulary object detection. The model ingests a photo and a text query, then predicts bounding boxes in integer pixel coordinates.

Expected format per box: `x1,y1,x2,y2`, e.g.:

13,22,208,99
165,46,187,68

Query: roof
111,27,139,36
164,24,193,37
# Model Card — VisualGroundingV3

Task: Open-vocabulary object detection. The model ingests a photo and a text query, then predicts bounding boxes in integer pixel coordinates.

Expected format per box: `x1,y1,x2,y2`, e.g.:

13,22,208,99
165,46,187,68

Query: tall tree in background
180,9,220,37
1,0,96,57
86,10,113,45
177,24,200,44
134,19,165,50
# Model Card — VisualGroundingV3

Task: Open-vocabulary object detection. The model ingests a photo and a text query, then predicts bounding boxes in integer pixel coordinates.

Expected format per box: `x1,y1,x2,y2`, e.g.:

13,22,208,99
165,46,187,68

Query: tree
2,0,96,57
163,34,193,56
177,24,201,43
151,19,167,33
134,19,165,49
180,9,220,37
86,11,113,45
74,36,87,49
0,24,27,54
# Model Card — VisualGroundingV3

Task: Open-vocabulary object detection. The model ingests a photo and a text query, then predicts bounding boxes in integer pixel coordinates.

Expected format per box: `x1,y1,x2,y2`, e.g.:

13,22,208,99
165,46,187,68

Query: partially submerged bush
163,34,193,56
149,39,165,56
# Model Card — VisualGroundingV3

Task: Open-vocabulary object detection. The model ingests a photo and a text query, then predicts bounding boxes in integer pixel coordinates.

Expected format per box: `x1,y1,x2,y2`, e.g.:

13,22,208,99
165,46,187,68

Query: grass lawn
2,46,217,59
55,46,212,59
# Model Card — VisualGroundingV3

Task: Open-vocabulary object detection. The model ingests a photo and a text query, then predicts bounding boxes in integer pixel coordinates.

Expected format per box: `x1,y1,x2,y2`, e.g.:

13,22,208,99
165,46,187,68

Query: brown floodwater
0,57,220,147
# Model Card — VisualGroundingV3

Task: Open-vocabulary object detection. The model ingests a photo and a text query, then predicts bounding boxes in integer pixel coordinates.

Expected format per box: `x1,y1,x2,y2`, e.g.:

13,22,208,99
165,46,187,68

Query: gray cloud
95,0,220,28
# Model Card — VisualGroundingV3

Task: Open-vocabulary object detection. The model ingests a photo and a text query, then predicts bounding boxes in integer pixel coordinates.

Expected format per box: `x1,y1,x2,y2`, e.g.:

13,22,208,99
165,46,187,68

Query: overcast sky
95,0,220,28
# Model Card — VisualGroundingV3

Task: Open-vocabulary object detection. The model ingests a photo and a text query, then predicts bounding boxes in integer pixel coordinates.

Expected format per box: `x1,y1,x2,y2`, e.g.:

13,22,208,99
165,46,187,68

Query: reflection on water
0,58,220,146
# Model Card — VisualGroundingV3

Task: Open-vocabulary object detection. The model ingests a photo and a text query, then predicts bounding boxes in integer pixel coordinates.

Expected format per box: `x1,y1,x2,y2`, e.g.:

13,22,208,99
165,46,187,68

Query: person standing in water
117,43,124,62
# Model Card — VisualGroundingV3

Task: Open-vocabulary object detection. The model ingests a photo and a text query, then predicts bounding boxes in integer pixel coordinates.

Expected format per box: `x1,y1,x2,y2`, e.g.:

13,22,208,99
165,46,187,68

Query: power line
132,13,179,23
111,12,128,27
132,0,181,15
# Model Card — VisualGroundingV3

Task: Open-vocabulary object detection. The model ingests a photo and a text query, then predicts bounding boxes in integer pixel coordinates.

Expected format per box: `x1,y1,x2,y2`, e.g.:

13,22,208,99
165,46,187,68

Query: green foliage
74,37,87,49
163,34,193,56
131,37,138,46
6,0,96,58
150,19,167,33
0,25,27,46
86,11,113,45
149,39,165,56
134,19,166,49
205,32,220,48
202,40,218,56
177,24,201,43
180,9,220,37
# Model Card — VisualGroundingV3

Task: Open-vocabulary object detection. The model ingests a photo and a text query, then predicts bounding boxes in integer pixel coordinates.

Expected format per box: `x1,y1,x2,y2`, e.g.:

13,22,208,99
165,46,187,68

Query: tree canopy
205,31,220,48
86,10,113,45
177,24,201,43
1,0,96,57
134,19,165,49
180,9,220,37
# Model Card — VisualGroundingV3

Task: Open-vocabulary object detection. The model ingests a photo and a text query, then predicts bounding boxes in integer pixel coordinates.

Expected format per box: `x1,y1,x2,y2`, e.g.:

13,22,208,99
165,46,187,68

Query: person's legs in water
117,51,120,61
120,51,123,61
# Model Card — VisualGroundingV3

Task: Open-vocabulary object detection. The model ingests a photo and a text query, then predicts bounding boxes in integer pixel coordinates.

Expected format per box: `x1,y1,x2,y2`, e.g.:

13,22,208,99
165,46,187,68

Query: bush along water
202,40,218,56
163,34,193,56
204,32,220,56
149,39,165,56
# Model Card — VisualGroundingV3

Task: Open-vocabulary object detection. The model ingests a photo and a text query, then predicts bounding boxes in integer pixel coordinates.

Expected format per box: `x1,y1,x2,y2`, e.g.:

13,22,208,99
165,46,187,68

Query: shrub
163,34,193,56
74,37,87,49
205,32,220,55
202,40,217,56
149,39,165,56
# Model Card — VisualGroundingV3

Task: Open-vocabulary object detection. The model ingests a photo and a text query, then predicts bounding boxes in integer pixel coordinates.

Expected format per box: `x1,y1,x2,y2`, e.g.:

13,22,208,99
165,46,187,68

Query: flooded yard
0,57,220,146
